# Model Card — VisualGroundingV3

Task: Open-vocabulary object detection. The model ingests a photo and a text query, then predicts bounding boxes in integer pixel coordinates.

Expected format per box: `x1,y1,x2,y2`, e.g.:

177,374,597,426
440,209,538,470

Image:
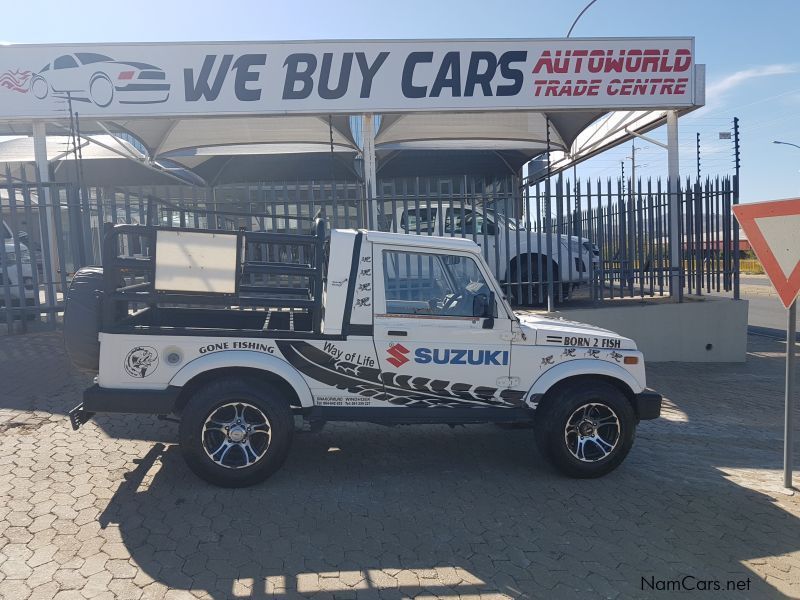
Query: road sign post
733,198,800,490
786,299,797,488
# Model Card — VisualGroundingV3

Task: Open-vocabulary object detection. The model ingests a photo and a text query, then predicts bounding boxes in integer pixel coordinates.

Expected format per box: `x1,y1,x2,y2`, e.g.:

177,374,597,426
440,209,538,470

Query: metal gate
0,173,739,332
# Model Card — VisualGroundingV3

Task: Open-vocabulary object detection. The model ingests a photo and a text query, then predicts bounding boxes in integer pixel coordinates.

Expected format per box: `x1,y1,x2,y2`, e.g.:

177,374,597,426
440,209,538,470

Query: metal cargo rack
100,217,327,336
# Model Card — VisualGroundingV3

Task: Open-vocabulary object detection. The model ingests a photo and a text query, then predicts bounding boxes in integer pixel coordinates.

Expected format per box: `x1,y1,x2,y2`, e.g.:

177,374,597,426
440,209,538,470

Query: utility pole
620,161,625,194
696,132,701,183
625,141,645,196
630,140,636,195
733,118,741,300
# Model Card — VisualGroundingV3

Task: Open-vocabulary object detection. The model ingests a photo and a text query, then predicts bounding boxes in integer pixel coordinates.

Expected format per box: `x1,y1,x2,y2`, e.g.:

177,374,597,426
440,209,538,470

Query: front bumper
634,390,662,420
69,384,182,430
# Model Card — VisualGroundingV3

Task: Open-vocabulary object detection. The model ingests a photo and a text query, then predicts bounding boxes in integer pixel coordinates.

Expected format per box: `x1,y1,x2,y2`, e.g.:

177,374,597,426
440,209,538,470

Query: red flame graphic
0,69,32,93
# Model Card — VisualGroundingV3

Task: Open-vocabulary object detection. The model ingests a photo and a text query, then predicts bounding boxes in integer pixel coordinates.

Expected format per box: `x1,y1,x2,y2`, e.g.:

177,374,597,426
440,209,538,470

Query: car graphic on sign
29,53,170,107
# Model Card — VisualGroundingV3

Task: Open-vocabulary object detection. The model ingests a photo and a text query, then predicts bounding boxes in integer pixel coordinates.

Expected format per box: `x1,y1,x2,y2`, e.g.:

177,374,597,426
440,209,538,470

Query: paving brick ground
1,327,800,599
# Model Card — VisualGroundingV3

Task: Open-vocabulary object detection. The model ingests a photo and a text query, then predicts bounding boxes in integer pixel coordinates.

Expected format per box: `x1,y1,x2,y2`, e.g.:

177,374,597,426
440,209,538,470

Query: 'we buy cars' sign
0,38,701,119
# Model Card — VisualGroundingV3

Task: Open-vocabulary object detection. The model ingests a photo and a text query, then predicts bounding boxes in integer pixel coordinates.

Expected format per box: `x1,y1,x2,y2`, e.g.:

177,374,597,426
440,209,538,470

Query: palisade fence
0,173,739,333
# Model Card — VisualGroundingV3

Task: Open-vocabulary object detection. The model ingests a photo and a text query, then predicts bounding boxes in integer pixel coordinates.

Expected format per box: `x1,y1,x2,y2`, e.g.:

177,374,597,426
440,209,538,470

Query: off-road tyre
63,267,104,371
534,380,635,478
179,376,294,487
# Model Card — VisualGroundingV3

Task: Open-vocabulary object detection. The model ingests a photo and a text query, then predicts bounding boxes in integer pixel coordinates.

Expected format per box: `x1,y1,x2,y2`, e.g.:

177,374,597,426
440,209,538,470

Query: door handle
387,330,407,336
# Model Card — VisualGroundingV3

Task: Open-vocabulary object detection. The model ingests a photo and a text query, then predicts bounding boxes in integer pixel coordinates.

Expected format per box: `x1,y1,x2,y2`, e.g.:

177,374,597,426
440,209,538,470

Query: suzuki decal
414,348,509,366
386,343,410,367
278,341,526,408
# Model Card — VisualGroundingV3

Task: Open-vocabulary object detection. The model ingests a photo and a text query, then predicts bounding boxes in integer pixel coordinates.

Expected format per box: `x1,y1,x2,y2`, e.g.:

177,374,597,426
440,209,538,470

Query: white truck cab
65,219,660,487
393,202,600,301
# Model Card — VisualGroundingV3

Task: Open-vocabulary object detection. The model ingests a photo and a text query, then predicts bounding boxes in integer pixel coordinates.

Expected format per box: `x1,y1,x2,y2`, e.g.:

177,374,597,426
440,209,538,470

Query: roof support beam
624,127,668,150
362,113,378,229
49,123,195,186
667,110,681,302
94,121,143,160
32,120,59,314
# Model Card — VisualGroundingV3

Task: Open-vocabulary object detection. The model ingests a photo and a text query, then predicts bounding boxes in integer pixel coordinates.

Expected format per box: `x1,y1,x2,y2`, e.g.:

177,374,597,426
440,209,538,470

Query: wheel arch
531,372,638,429
508,252,559,282
528,360,643,410
169,350,314,412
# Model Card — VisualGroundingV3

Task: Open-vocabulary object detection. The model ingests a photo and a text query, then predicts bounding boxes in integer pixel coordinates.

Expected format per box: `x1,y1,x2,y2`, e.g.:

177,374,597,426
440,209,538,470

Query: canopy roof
0,134,192,185
0,107,701,185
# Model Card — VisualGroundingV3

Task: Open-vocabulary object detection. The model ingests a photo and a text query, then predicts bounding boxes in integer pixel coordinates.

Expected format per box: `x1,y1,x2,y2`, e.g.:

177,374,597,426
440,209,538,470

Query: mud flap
68,403,95,431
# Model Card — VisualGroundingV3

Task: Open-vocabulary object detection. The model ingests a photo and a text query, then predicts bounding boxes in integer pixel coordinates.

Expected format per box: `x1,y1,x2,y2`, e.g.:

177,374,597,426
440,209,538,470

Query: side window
443,209,496,236
400,208,437,234
483,215,497,235
382,250,493,317
54,55,78,70
444,208,472,234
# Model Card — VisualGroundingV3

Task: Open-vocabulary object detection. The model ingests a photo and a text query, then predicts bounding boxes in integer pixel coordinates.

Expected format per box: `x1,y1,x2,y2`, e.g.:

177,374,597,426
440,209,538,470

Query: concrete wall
552,297,749,362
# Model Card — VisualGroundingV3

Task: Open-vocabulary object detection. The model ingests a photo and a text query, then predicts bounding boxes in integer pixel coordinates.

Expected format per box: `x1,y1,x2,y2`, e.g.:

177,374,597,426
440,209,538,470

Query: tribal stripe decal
276,341,526,408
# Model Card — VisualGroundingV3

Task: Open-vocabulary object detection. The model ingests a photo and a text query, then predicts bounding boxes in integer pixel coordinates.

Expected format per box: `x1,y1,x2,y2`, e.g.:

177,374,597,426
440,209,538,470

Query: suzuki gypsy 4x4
65,219,661,487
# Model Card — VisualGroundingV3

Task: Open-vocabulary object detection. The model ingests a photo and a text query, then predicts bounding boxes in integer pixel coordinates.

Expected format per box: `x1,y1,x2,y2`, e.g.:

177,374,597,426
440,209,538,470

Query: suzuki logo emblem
386,343,410,367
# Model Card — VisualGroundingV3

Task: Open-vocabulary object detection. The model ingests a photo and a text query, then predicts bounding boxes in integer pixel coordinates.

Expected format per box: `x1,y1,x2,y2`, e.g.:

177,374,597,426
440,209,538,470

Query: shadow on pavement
98,406,800,598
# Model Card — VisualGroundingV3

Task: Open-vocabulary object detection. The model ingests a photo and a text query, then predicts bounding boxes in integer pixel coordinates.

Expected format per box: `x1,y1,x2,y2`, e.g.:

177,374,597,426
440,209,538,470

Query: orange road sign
733,198,800,309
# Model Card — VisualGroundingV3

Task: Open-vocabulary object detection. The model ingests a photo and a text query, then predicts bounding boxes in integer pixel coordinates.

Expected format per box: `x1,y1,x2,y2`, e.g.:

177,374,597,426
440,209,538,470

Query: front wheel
178,377,293,487
534,381,635,478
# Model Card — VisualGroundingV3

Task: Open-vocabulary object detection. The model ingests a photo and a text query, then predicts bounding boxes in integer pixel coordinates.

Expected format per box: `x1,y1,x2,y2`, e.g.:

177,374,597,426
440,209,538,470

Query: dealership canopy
0,37,705,184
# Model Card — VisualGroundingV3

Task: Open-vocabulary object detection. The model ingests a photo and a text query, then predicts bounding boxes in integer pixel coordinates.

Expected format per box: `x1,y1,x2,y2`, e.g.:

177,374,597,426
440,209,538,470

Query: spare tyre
63,266,105,372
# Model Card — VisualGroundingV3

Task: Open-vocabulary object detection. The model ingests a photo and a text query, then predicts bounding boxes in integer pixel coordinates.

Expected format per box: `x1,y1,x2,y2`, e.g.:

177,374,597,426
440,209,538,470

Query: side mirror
473,292,495,329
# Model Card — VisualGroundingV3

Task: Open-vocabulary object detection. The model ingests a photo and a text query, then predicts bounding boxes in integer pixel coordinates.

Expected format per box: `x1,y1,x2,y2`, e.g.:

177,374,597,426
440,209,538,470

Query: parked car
392,203,600,303
65,219,660,488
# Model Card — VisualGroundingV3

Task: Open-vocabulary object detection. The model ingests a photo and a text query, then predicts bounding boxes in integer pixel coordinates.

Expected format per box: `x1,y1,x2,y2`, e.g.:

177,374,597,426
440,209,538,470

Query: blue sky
4,0,800,202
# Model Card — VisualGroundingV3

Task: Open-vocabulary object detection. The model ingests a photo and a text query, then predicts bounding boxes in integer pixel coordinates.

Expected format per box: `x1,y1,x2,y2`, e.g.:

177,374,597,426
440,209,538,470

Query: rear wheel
534,380,635,478
179,377,293,487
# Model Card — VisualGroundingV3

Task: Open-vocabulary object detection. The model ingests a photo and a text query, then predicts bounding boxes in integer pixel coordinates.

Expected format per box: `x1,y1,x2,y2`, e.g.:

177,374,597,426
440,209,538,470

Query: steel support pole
785,298,797,489
667,110,681,301
32,121,60,301
362,114,378,229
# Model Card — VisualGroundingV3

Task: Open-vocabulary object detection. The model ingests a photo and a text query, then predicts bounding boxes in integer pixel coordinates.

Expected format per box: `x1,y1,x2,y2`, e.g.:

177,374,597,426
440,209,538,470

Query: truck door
372,245,519,409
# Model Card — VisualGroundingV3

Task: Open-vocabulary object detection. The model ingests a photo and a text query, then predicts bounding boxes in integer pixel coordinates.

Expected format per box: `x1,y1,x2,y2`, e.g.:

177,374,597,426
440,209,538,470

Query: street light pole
774,140,800,151
773,139,800,489
566,0,600,37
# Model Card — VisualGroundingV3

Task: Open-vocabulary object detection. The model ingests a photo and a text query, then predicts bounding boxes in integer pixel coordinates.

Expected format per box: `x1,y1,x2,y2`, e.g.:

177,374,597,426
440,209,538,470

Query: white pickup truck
65,218,659,487
392,202,600,303
1,220,35,311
